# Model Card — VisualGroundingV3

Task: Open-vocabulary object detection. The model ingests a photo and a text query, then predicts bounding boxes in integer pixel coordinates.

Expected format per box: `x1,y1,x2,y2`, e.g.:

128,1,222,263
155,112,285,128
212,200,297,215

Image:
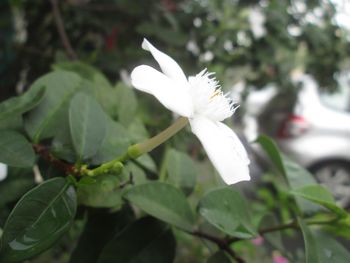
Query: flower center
188,69,237,121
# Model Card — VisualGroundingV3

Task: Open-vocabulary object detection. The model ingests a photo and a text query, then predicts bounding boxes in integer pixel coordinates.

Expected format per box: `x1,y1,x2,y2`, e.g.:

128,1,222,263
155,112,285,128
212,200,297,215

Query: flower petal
131,65,193,117
190,117,250,184
0,162,8,181
142,38,188,84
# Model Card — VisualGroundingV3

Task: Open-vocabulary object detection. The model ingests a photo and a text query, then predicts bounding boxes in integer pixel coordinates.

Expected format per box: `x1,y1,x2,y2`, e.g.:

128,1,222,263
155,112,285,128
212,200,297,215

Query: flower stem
87,117,189,176
129,117,189,158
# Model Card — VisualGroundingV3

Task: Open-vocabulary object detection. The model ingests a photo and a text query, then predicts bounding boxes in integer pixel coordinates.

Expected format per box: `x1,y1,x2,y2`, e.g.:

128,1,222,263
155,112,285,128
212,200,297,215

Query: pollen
188,69,237,121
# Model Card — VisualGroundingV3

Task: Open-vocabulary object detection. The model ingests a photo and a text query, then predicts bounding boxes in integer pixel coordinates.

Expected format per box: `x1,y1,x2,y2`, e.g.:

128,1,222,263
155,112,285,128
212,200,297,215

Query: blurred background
1,0,350,261
1,0,349,204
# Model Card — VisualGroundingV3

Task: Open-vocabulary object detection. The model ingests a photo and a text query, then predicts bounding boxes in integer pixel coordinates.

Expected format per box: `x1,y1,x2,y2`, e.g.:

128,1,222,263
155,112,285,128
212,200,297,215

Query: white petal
142,38,188,84
0,163,8,181
190,117,250,184
131,65,193,117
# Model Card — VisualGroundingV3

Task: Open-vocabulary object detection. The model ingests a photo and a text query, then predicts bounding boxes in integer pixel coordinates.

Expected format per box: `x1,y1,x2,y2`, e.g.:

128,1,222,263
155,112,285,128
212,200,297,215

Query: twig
33,144,76,175
191,231,246,263
50,0,78,60
259,220,298,235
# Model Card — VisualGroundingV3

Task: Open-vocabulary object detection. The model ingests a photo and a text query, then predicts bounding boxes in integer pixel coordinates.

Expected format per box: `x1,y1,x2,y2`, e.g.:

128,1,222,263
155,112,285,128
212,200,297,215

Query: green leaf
0,130,35,167
91,118,129,165
0,86,45,120
0,177,77,263
198,187,256,238
256,135,320,213
314,231,350,263
298,218,319,263
77,174,123,208
53,62,118,118
24,71,83,142
291,185,348,217
165,148,197,195
255,135,286,176
298,218,350,263
0,175,34,208
123,182,194,231
69,206,134,263
115,82,138,127
51,123,76,163
98,217,176,263
207,251,233,263
197,187,254,238
69,93,107,160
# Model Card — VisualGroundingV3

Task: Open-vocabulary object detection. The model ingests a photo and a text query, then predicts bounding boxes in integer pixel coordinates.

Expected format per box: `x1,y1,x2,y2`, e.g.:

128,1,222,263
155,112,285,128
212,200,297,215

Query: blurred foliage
1,0,350,101
1,1,350,263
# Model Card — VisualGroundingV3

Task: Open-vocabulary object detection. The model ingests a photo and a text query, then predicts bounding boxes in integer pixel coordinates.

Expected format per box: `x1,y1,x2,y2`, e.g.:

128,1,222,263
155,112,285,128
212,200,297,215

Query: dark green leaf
51,123,76,163
198,187,256,238
69,206,134,263
298,218,319,263
0,176,34,208
0,87,45,120
291,185,348,217
256,135,320,212
255,135,286,176
123,182,194,231
315,231,350,263
165,148,197,195
53,62,118,118
298,218,350,263
91,118,129,165
69,93,107,160
77,174,123,209
24,71,83,142
207,251,233,263
0,177,77,263
98,217,176,263
0,130,35,167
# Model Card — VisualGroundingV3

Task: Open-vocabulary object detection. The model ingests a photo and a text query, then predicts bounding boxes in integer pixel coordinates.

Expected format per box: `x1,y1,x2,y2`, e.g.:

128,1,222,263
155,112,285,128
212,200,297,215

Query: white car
243,74,350,207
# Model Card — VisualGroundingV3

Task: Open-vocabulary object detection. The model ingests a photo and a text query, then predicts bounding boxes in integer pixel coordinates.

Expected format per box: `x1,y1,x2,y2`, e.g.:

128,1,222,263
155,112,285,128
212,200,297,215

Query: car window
319,74,350,112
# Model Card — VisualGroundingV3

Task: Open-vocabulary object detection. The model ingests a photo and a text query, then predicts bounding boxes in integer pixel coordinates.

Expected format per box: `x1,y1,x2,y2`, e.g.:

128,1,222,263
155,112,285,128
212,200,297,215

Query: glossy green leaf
98,217,176,263
0,177,77,263
291,185,348,217
165,148,197,195
69,206,134,263
198,187,256,238
77,174,123,208
207,251,233,263
69,93,107,160
91,118,129,165
0,130,35,167
0,86,45,120
123,182,194,231
24,71,83,142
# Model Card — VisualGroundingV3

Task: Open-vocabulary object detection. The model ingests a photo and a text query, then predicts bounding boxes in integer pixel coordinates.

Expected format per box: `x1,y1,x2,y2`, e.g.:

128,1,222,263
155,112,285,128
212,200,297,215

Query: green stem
87,117,189,176
128,117,189,158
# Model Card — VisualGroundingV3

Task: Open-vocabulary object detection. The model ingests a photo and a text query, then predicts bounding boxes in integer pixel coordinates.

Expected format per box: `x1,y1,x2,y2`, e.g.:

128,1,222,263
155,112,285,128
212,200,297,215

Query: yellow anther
209,90,221,100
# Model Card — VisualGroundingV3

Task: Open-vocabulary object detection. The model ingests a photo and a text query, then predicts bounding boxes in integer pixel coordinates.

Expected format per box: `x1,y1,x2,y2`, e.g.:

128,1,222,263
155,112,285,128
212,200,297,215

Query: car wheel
310,161,350,208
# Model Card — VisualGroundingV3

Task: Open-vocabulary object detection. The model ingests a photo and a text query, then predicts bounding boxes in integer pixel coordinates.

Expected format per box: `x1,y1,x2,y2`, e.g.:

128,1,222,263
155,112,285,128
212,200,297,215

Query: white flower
131,39,250,184
0,163,8,181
